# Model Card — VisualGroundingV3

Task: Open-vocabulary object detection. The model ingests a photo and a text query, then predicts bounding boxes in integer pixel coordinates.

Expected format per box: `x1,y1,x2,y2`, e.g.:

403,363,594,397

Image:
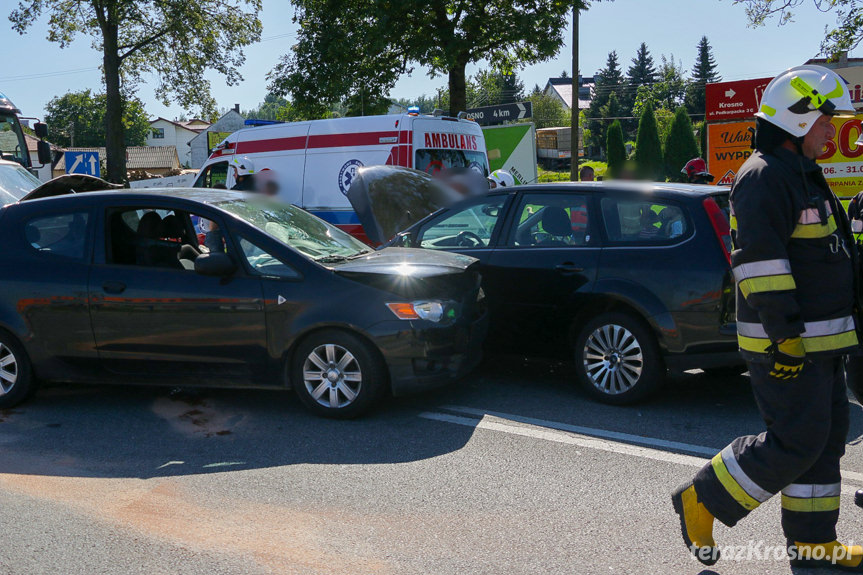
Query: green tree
685,36,721,118
624,42,657,111
734,0,863,57
635,102,663,181
524,91,569,129
470,70,525,107
606,120,626,178
586,51,625,154
269,0,589,119
10,1,262,183
663,107,700,181
244,93,290,121
45,89,149,148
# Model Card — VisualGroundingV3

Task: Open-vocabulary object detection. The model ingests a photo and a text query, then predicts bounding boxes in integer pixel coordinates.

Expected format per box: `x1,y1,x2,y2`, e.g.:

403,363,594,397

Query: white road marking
421,408,863,496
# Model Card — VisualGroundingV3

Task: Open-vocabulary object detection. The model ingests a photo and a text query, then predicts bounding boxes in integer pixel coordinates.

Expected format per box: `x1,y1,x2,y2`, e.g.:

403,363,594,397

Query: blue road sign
64,151,100,177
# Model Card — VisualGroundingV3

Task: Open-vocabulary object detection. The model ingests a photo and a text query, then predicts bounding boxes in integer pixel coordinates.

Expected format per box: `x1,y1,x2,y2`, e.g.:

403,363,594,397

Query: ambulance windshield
215,198,371,261
415,149,488,178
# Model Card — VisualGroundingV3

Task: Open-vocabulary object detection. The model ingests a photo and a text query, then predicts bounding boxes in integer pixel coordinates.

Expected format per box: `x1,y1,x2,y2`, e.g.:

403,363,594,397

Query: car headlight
386,300,451,322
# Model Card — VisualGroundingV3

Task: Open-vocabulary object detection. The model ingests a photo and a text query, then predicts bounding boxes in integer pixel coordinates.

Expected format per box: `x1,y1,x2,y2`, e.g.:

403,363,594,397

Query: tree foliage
663,107,700,181
633,55,686,116
734,0,863,56
45,89,150,148
10,0,262,182
269,0,589,119
624,42,657,110
685,36,721,117
586,50,625,153
606,120,626,178
524,90,570,129
635,102,664,181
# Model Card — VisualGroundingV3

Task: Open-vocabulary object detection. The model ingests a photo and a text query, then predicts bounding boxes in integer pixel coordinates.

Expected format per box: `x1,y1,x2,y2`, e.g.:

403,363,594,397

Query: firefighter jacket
729,146,859,361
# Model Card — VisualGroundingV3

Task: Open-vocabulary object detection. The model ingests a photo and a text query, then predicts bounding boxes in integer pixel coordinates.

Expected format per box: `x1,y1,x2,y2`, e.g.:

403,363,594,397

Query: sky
0,0,850,121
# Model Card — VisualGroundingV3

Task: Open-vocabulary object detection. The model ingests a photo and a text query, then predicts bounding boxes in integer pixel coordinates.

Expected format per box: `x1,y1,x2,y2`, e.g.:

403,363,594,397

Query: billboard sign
705,78,771,122
482,123,537,185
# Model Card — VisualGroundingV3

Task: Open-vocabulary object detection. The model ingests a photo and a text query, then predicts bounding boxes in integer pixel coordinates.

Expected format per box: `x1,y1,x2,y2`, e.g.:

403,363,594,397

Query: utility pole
570,4,579,181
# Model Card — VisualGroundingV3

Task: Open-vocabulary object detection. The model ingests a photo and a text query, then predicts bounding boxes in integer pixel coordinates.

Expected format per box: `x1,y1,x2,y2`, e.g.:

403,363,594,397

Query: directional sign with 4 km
64,151,101,177
464,102,532,126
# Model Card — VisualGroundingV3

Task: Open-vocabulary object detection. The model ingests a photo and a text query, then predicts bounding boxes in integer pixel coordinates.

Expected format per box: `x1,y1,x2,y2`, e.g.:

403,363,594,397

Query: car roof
515,181,729,197
16,187,248,207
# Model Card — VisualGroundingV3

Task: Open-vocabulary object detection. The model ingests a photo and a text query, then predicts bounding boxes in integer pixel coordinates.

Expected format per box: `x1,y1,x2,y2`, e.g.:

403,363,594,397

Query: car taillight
703,197,732,266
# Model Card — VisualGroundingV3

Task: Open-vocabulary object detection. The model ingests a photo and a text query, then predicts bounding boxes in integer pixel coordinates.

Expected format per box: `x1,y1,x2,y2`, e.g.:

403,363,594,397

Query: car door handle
102,281,126,294
555,263,584,274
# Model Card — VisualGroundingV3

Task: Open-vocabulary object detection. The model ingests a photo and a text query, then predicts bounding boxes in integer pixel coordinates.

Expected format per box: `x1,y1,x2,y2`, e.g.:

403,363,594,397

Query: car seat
538,206,574,246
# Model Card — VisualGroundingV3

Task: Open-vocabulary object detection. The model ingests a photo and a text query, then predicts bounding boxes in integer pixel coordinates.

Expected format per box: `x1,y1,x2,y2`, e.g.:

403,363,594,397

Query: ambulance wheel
574,312,664,405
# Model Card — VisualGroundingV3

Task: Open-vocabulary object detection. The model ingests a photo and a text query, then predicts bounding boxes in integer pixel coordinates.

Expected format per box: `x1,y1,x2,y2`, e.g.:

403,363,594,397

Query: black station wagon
0,189,487,418
353,175,741,404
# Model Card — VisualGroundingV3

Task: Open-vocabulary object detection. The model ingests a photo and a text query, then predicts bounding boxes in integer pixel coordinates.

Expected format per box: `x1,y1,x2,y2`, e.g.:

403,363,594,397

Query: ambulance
193,112,489,238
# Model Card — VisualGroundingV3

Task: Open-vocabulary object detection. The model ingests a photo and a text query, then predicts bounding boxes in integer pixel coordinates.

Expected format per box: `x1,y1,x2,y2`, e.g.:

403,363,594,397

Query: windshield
415,149,488,177
0,163,40,206
0,113,29,168
216,198,372,261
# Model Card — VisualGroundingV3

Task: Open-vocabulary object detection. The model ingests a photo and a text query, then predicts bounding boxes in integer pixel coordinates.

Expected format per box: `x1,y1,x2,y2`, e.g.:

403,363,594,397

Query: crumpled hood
331,247,477,277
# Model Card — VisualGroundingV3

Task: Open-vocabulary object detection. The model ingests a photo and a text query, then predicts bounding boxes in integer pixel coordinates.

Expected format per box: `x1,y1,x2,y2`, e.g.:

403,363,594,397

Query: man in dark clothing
230,155,256,192
672,64,863,570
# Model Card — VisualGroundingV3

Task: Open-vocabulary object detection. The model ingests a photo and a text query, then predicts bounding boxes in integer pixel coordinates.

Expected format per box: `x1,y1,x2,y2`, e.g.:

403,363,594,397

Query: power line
0,66,100,83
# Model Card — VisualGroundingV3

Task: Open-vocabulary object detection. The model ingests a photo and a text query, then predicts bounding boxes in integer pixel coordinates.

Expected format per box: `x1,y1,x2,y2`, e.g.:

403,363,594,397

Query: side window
194,162,229,188
238,236,301,279
601,197,689,244
106,207,216,270
509,193,592,248
24,212,90,261
151,128,165,139
417,197,505,249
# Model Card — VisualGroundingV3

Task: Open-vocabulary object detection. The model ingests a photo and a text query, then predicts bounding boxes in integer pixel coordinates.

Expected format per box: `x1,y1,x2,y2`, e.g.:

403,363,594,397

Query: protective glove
769,337,805,380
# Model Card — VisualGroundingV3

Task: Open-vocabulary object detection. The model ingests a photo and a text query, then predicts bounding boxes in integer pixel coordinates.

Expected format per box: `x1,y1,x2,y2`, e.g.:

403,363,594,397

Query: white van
193,113,489,238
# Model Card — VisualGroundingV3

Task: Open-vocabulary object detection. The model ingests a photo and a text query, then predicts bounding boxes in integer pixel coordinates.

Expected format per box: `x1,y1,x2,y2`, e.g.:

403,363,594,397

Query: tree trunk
102,20,126,184
448,58,468,116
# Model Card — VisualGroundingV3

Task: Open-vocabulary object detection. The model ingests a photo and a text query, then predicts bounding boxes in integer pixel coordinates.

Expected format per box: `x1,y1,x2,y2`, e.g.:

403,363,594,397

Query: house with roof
52,146,180,179
146,117,210,168
189,106,246,169
544,76,594,111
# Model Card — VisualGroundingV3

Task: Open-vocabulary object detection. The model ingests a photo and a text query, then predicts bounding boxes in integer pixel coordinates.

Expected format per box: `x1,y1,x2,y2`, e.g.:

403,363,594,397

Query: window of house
151,128,165,139
24,212,90,261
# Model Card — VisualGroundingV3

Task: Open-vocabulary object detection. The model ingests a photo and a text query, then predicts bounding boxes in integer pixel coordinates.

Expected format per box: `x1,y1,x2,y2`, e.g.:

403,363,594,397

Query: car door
482,191,600,350
87,201,268,380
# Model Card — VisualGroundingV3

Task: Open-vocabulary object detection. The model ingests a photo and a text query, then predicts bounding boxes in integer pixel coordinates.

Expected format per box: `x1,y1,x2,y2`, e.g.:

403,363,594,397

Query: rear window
24,212,90,261
415,149,488,177
601,197,690,244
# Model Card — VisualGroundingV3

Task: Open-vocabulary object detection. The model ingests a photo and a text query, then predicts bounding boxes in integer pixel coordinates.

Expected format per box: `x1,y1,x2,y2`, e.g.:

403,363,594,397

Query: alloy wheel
303,344,363,409
0,343,18,396
583,324,643,395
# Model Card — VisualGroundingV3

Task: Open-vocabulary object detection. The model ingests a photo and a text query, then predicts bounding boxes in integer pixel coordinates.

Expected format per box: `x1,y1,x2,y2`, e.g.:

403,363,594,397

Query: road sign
64,151,100,177
705,78,771,122
464,102,532,126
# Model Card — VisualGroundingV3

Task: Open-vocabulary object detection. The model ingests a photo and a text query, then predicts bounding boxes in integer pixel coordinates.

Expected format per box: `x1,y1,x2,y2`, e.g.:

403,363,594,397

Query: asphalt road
2,356,863,574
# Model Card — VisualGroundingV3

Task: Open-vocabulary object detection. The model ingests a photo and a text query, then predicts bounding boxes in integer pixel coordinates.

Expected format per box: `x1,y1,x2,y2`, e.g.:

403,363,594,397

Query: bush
635,102,664,181
606,120,626,179
663,107,700,182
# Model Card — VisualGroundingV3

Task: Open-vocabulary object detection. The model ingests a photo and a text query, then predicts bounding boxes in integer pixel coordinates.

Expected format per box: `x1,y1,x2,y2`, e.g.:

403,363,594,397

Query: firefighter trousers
693,356,849,543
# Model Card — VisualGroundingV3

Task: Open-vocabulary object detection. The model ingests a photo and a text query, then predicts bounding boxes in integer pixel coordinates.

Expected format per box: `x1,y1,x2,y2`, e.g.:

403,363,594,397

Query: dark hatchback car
360,179,739,404
0,189,487,418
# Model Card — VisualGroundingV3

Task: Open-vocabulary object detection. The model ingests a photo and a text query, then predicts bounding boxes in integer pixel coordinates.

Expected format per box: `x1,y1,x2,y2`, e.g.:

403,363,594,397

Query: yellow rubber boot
790,540,863,571
671,482,719,565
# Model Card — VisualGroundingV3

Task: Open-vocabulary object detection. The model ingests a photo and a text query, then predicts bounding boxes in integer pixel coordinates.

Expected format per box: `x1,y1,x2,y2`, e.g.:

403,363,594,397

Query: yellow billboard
816,117,863,200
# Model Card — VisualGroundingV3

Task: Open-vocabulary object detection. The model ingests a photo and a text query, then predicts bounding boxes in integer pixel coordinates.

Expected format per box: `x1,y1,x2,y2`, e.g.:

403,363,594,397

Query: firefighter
681,157,714,184
487,169,515,189
672,64,863,569
229,156,256,192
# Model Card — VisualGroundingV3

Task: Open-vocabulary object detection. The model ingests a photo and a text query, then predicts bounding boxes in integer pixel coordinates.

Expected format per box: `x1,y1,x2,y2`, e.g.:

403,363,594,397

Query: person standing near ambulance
230,156,256,192
672,65,863,570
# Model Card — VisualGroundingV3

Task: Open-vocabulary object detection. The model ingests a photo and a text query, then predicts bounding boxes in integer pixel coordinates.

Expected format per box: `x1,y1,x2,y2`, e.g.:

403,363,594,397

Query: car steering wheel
456,231,484,247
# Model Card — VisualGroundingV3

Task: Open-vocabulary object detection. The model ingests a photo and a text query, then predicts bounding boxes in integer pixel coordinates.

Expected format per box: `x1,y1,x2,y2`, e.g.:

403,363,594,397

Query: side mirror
37,140,51,165
34,122,48,139
195,252,237,277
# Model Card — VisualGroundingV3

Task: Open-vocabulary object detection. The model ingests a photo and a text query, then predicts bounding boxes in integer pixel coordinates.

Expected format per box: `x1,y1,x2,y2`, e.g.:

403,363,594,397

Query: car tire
574,312,665,405
290,329,387,419
0,331,36,409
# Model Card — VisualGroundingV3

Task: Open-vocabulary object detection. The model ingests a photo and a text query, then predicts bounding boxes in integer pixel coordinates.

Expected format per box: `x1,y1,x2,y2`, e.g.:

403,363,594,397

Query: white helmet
230,155,255,176
488,169,516,188
755,65,856,138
